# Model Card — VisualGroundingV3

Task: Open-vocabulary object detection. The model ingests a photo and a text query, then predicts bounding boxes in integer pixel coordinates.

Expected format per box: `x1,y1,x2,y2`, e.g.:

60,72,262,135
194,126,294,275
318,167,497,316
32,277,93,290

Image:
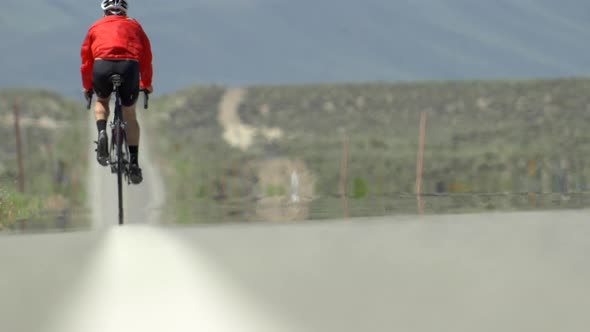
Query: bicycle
86,75,149,225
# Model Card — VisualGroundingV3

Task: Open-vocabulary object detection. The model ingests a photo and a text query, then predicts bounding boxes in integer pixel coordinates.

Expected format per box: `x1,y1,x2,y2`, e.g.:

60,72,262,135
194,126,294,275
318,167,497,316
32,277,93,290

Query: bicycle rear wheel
115,121,124,225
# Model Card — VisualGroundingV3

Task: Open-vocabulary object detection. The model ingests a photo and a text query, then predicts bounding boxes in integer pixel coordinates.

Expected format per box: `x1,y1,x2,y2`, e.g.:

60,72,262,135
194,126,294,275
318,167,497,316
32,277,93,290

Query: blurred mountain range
2,0,590,95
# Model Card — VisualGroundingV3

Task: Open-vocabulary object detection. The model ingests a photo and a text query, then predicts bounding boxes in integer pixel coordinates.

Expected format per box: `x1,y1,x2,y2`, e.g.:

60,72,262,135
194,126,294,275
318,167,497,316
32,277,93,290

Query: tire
116,121,124,226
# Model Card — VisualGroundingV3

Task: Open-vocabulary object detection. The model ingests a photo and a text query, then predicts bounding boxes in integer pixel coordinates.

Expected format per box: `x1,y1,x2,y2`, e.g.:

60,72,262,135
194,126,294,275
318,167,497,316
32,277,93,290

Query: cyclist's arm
80,29,94,90
138,26,153,89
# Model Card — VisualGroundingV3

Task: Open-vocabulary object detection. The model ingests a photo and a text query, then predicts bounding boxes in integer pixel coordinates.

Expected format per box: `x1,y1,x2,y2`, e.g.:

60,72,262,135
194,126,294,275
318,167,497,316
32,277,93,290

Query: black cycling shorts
92,59,140,107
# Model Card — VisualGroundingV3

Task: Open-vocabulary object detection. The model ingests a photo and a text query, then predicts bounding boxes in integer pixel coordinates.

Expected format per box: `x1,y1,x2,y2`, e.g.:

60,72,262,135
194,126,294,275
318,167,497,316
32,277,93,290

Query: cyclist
80,0,153,185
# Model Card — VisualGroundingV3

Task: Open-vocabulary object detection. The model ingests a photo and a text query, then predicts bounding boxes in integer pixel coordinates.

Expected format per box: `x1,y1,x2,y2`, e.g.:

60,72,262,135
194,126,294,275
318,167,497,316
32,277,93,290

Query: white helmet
101,0,128,15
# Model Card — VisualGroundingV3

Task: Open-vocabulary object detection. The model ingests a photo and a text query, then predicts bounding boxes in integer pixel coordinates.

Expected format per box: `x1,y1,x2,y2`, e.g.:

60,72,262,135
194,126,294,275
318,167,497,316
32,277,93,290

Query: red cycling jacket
80,15,153,90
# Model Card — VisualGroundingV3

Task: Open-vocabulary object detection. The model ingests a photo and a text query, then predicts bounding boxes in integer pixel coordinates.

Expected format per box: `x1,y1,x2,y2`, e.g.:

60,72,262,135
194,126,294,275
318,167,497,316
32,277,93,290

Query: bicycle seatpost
111,75,123,88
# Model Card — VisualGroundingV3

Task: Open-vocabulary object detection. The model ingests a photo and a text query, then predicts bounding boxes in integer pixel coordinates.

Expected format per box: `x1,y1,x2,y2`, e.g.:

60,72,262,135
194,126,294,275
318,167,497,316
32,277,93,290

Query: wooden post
14,100,24,193
528,159,536,207
415,111,427,215
339,129,349,218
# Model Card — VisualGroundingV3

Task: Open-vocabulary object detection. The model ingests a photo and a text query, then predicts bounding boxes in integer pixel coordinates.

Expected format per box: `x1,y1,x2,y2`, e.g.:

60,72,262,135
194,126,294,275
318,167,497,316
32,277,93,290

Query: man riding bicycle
80,0,153,185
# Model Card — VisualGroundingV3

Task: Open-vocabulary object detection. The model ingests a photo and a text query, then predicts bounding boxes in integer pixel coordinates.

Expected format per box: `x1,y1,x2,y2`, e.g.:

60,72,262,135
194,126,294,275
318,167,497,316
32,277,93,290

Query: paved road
170,211,590,332
1,210,590,331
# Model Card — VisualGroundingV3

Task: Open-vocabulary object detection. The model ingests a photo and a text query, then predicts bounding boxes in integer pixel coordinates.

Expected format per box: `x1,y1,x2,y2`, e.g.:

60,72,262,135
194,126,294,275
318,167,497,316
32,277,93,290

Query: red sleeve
138,25,153,88
80,29,94,90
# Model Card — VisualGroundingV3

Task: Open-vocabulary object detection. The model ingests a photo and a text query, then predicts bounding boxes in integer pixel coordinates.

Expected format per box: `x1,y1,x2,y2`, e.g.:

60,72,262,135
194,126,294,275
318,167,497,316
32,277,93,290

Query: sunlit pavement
170,211,590,332
2,210,590,331
0,230,102,332
45,225,296,332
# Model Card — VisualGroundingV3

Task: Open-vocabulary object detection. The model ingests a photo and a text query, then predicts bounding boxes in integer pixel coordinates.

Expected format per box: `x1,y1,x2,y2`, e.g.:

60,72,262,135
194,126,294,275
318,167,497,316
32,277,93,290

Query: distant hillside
145,79,590,223
2,0,590,95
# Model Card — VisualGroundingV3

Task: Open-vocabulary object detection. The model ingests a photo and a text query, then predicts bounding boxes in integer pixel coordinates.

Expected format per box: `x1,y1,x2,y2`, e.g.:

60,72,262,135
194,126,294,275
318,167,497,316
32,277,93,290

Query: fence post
560,158,569,194
528,159,536,208
339,129,349,218
416,111,427,215
14,100,25,193
290,170,300,203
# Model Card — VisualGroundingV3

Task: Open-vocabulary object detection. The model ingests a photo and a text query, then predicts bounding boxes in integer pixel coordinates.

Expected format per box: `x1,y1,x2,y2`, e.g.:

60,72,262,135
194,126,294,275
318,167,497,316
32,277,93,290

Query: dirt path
217,88,314,221
217,88,282,151
217,88,256,151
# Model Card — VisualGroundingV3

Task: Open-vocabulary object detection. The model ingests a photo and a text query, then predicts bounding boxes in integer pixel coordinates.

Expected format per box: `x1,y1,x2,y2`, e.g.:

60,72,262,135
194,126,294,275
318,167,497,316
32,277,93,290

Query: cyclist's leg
94,97,112,166
122,104,139,147
95,97,111,122
118,60,140,160
92,60,115,166
122,103,142,184
118,60,142,184
92,59,114,128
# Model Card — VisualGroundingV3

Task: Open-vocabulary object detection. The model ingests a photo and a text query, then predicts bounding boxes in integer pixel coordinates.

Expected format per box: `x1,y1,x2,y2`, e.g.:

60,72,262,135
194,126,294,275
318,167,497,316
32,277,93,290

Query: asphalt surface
2,211,590,331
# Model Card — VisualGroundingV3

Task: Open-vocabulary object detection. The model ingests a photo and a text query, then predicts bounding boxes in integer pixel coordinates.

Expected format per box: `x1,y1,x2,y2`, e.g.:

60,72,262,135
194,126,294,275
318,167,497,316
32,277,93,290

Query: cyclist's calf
95,96,111,121
122,105,140,146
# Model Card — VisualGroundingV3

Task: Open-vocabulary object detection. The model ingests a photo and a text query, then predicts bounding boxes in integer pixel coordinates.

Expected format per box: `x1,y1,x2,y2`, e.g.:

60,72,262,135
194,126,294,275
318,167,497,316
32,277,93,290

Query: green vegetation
145,78,590,223
3,78,588,228
240,79,590,193
0,89,88,231
0,190,42,225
